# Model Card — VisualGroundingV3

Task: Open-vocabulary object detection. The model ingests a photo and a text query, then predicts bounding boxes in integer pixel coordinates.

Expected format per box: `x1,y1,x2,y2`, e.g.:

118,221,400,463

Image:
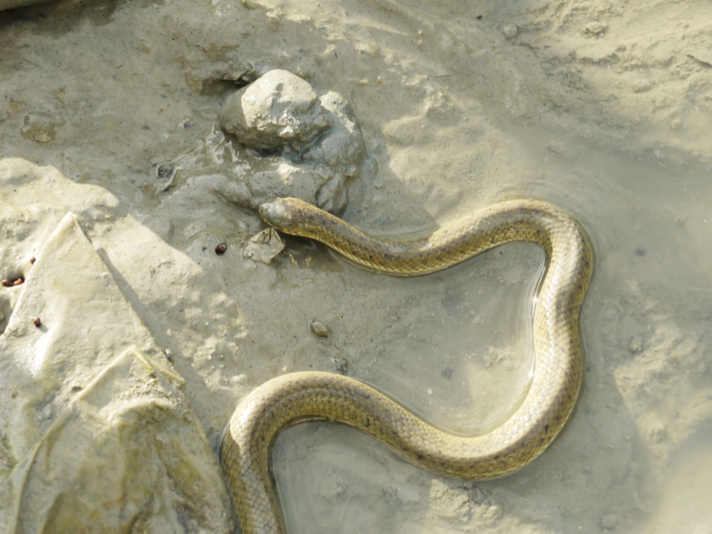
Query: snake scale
220,197,593,534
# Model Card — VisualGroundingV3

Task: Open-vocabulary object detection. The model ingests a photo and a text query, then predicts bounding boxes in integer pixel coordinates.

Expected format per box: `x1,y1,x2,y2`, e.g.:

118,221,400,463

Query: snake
220,197,593,534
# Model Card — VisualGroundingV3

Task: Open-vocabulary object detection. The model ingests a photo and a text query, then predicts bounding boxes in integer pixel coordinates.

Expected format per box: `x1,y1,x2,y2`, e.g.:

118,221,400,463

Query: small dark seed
215,242,228,255
1,279,11,287
30,257,36,264
33,317,41,327
13,277,24,286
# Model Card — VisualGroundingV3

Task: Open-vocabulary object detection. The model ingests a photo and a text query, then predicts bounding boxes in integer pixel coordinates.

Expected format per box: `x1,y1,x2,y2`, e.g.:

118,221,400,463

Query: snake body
220,197,593,534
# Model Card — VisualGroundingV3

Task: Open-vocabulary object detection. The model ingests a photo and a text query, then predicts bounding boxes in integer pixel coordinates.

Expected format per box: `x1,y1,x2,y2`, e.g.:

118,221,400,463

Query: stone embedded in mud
21,112,64,143
309,320,331,338
219,69,329,151
247,160,337,210
503,23,518,40
302,91,367,178
316,172,347,215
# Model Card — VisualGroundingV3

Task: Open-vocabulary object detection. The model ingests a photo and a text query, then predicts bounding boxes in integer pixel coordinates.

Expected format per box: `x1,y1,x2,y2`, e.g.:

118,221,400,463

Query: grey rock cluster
218,69,366,215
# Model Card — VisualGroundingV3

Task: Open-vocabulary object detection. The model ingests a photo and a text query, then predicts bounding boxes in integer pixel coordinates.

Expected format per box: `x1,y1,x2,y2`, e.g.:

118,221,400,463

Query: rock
301,91,366,178
21,112,64,143
242,227,285,264
601,513,619,529
0,206,234,532
316,172,348,215
503,23,518,40
330,353,349,375
583,21,608,37
309,320,331,338
219,69,329,151
257,161,332,206
216,70,367,216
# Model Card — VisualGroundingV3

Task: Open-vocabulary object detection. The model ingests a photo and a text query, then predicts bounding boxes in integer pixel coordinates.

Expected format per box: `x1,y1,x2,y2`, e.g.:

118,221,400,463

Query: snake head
259,197,311,234
259,197,349,242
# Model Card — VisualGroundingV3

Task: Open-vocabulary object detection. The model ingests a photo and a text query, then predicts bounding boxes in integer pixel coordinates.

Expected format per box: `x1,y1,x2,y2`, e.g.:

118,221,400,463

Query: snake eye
258,203,271,220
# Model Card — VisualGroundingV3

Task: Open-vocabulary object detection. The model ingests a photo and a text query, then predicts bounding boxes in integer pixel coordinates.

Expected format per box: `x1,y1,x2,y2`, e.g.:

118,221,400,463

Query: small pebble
601,514,619,529
33,317,41,327
156,163,175,180
503,23,518,39
629,336,643,354
331,353,349,374
486,504,504,520
215,242,228,255
21,111,63,143
309,320,331,338
647,423,667,443
396,485,421,505
583,21,608,36
13,277,24,286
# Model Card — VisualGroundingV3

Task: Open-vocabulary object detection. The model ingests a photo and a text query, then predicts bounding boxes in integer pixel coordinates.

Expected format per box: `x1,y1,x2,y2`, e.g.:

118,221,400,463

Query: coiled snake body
220,197,593,534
